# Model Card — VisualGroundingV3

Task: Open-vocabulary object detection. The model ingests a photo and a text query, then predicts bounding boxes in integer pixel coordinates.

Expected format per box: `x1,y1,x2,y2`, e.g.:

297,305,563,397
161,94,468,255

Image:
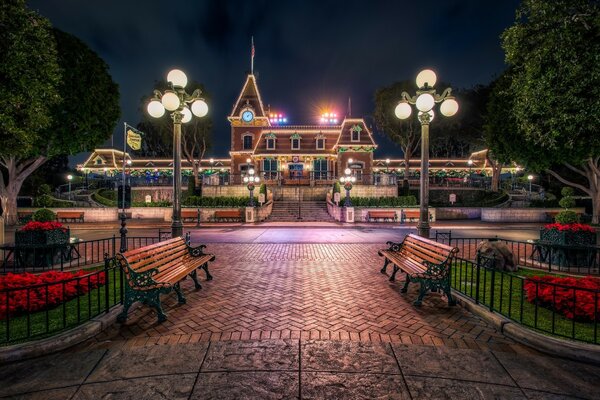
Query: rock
476,240,517,272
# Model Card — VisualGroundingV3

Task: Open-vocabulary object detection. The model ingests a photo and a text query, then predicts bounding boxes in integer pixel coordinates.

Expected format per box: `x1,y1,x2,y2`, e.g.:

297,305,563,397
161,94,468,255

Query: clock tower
228,73,270,178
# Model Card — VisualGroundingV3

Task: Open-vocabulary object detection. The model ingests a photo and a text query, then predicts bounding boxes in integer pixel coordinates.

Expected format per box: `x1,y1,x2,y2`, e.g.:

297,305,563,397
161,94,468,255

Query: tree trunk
491,164,502,192
0,156,47,226
593,190,599,225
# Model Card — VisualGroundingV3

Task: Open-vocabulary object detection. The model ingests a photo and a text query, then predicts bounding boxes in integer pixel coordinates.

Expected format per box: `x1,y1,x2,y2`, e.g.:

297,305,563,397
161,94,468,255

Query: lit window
316,138,325,150
243,135,253,150
291,138,300,150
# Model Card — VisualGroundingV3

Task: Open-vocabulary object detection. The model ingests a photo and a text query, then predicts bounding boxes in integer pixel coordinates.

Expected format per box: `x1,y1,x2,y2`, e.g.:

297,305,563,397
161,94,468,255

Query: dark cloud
28,0,521,162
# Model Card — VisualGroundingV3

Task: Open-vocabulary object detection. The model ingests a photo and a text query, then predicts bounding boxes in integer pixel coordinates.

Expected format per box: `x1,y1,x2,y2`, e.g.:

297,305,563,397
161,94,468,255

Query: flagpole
251,36,254,75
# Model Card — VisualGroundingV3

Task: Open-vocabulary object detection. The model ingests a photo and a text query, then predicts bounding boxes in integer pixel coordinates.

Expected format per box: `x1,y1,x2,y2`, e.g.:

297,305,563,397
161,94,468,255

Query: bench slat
133,247,189,273
122,237,183,258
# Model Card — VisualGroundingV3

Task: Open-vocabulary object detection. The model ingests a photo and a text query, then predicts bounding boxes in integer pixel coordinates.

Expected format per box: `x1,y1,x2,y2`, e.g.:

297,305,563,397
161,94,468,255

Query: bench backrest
117,237,189,275
181,209,199,216
215,210,241,217
369,211,396,217
401,234,458,266
57,211,83,217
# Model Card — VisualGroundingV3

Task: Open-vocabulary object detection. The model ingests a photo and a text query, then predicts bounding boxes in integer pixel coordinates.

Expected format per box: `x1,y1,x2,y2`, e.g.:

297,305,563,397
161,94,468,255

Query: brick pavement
86,243,522,352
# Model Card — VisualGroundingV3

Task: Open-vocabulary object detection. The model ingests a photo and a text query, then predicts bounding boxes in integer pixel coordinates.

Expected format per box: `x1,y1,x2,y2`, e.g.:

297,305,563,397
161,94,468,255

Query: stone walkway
2,339,599,399
86,243,517,350
2,242,600,399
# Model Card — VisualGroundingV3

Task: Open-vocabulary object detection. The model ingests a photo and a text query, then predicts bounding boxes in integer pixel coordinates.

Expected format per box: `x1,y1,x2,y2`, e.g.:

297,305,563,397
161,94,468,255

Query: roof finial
348,97,352,117
250,36,255,75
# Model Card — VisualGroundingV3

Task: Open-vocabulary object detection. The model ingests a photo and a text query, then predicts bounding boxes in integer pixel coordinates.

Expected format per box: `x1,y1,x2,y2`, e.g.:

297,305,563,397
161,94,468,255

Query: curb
453,292,600,365
0,306,123,364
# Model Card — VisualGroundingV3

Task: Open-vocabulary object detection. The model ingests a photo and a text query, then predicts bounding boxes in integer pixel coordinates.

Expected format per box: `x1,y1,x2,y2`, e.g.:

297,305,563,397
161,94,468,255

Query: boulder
476,240,517,272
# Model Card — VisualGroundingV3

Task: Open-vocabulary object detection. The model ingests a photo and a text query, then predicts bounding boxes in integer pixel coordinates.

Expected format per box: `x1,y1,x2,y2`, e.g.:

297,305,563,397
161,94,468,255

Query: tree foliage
0,0,61,156
501,0,600,167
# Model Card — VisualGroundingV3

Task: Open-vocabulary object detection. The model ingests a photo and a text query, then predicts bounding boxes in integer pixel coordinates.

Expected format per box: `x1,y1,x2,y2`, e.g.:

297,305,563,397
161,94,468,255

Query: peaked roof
229,74,267,118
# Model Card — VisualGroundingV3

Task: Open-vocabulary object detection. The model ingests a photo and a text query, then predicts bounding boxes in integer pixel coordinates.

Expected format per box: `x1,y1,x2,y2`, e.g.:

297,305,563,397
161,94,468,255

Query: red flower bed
0,270,106,320
524,275,600,321
543,223,595,233
20,221,67,232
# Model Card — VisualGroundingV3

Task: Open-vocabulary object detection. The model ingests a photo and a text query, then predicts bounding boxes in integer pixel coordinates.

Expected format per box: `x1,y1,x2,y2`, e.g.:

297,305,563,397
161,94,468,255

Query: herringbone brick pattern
88,244,521,352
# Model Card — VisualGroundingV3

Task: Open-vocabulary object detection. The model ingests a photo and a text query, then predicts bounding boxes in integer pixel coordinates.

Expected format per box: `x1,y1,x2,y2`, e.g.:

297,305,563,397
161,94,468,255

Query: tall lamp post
339,168,356,207
67,174,73,200
146,69,209,238
395,69,459,238
527,174,534,199
243,168,260,207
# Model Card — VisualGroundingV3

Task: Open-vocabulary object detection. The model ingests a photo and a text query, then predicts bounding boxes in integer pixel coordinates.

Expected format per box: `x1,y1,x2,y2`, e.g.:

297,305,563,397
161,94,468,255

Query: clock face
242,110,254,123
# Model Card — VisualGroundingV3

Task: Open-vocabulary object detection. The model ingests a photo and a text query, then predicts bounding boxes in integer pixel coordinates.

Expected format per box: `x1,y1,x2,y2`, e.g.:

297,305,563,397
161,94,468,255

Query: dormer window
290,133,301,150
316,138,325,150
265,133,276,150
351,125,362,142
243,134,253,150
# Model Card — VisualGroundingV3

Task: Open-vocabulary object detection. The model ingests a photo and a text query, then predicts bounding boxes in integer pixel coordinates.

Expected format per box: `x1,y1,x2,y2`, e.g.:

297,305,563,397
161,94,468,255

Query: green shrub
34,194,73,208
529,198,560,208
561,187,574,198
349,196,417,207
558,186,576,210
32,208,57,222
259,183,267,195
182,196,249,208
92,189,116,207
37,184,51,196
555,210,579,224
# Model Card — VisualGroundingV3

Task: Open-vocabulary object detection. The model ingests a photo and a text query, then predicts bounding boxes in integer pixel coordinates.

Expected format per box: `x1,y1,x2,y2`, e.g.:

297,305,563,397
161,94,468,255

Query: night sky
28,0,521,163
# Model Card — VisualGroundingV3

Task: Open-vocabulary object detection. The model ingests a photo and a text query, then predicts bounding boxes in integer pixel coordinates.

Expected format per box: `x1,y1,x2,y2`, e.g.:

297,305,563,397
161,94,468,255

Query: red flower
0,270,106,320
20,221,67,233
524,275,600,322
543,223,595,233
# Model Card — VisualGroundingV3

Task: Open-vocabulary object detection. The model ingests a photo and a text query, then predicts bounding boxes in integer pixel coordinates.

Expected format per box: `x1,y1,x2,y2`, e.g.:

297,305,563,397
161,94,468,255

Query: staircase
267,201,334,222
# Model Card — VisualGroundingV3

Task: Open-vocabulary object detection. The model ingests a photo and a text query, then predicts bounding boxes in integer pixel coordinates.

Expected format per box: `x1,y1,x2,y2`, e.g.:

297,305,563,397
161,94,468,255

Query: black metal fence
434,233,600,275
449,254,600,344
1,236,165,274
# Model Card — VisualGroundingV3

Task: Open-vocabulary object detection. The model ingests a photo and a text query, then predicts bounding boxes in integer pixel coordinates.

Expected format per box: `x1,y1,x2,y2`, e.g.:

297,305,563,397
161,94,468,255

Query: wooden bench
400,209,433,224
114,236,215,323
367,210,397,222
213,210,242,222
378,234,459,306
181,209,200,223
56,211,84,222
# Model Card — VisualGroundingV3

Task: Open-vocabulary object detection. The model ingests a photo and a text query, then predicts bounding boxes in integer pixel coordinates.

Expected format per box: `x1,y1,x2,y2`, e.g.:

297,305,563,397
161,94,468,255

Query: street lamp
146,69,209,238
395,69,458,238
467,159,473,185
67,174,73,200
527,174,534,198
243,168,260,207
339,168,356,207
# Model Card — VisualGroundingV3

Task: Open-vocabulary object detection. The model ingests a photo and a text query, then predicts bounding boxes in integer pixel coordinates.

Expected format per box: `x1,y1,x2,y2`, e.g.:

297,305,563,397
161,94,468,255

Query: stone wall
436,207,481,220
326,200,437,222
256,201,273,222
481,207,585,223
202,186,248,197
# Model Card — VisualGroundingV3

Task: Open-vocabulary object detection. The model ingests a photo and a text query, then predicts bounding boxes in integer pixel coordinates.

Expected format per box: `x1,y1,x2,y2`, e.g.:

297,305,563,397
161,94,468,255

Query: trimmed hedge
34,194,74,208
183,196,250,208
349,196,417,208
91,189,115,207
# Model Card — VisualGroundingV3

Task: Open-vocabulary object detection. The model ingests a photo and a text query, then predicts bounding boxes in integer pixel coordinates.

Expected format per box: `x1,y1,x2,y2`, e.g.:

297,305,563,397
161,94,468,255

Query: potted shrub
540,223,596,246
15,209,69,246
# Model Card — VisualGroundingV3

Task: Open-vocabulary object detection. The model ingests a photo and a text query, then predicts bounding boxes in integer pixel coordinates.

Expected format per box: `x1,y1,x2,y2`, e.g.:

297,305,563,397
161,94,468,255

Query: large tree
137,81,212,187
0,2,120,225
498,0,600,222
374,81,420,190
0,0,61,224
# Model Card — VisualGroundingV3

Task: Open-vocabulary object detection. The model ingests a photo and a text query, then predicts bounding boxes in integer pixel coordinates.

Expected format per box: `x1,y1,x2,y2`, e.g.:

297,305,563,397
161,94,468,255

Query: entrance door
288,163,304,180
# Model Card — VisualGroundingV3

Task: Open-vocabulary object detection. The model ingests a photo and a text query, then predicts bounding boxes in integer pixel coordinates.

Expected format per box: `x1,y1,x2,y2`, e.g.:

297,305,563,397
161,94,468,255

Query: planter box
540,228,596,246
15,229,69,246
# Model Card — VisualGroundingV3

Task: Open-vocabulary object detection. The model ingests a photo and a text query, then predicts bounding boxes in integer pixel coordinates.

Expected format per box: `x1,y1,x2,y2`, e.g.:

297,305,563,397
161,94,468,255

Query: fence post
489,267,496,311
103,253,110,313
475,252,481,305
119,212,128,253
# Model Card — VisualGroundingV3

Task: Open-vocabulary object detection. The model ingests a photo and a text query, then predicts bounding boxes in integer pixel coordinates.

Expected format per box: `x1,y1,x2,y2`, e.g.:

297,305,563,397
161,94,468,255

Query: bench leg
380,258,390,274
400,273,410,293
202,263,213,281
414,282,428,306
173,282,186,304
389,265,400,282
117,294,135,323
190,269,202,289
144,291,168,323
442,279,456,306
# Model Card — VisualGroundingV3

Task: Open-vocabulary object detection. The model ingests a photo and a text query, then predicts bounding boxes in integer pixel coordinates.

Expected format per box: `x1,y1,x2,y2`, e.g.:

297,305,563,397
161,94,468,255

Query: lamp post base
171,221,183,238
417,222,430,239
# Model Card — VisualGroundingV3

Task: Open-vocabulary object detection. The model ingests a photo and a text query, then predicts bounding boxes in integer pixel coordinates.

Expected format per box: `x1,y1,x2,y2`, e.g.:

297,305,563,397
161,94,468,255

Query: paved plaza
2,240,600,399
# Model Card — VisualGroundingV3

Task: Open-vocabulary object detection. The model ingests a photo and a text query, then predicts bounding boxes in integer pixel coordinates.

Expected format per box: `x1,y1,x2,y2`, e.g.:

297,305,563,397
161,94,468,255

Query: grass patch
0,266,122,345
451,260,599,344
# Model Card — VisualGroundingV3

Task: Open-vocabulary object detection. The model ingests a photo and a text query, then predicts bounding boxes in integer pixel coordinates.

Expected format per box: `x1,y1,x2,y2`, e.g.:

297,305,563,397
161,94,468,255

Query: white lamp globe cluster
146,69,209,119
